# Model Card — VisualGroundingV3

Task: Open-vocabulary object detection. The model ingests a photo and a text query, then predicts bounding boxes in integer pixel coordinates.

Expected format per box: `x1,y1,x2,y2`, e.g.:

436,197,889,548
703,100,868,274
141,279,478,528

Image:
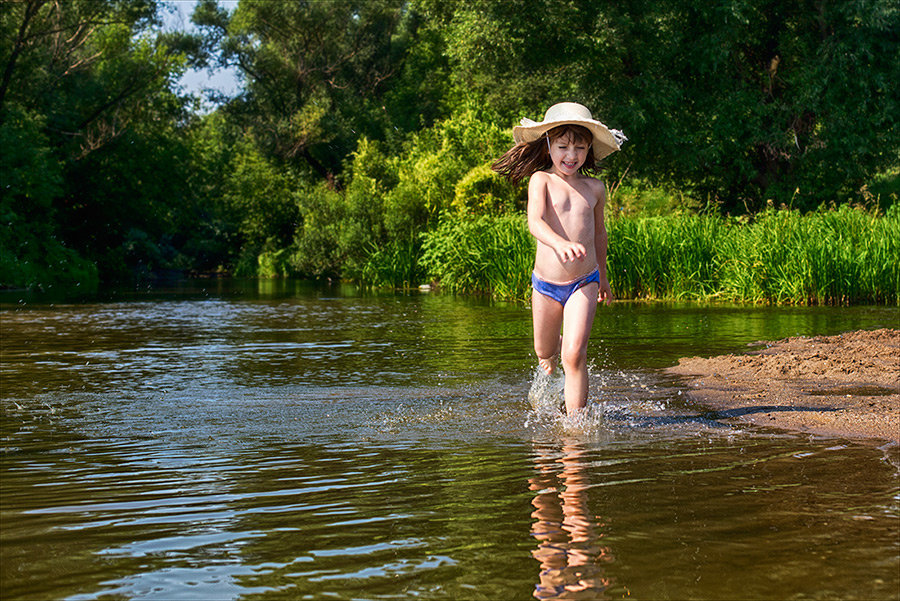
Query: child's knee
534,338,561,360
561,344,587,370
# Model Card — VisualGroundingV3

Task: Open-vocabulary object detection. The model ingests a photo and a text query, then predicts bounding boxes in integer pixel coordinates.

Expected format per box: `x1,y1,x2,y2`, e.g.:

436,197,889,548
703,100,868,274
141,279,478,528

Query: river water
1,280,898,600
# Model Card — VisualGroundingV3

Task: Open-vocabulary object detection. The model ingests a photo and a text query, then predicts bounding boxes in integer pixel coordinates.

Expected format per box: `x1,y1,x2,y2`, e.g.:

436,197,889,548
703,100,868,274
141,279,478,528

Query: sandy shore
666,328,900,445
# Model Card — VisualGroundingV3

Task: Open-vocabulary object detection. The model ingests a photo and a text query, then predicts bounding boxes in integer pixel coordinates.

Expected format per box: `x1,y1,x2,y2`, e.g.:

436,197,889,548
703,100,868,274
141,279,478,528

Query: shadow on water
640,402,842,424
705,405,840,419
1,280,898,600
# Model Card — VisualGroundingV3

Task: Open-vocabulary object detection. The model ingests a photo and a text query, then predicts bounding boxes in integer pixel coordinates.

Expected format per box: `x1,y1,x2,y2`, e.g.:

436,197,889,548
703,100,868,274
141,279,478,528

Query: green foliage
339,170,388,278
433,0,594,122
0,223,99,290
3,0,899,294
434,0,900,212
608,214,726,300
289,182,345,278
608,206,898,305
0,104,97,289
179,111,243,273
384,110,513,239
380,5,451,134
717,206,899,304
358,239,425,289
222,137,299,251
0,0,206,286
865,167,900,210
607,178,702,216
0,106,61,209
452,164,524,214
420,214,534,299
62,120,195,279
257,246,293,279
417,207,897,304
301,112,518,288
205,0,417,179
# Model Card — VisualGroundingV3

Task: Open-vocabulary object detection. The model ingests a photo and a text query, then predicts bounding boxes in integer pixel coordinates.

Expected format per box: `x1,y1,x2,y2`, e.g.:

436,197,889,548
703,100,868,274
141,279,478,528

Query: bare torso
530,171,602,283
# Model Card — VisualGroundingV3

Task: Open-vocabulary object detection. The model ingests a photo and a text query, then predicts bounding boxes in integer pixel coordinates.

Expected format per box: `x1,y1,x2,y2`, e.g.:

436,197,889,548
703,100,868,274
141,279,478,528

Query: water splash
527,366,565,416
525,367,610,435
524,365,709,438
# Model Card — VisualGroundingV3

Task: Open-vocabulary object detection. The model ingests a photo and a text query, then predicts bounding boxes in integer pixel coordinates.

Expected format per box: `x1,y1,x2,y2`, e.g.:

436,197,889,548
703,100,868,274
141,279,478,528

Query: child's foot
538,355,558,376
538,335,562,375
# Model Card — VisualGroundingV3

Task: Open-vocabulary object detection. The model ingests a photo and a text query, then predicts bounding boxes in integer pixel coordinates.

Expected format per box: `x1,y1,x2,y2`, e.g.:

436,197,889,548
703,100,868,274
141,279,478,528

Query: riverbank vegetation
417,205,899,304
2,0,898,304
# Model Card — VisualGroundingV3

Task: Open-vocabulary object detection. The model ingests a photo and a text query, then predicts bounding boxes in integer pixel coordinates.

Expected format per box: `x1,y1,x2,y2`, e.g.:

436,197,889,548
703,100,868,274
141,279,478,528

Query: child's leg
560,283,599,414
532,288,564,375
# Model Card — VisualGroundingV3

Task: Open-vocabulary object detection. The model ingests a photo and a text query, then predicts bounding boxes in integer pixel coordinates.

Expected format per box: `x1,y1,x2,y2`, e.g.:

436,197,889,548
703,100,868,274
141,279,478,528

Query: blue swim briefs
531,268,601,306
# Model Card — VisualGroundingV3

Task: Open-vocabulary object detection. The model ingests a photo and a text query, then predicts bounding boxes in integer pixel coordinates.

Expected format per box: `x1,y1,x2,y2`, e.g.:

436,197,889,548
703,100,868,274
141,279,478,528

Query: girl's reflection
529,440,614,599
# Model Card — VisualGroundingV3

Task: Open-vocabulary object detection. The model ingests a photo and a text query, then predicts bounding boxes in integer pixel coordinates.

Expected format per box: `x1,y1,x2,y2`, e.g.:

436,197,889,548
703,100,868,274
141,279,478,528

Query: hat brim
513,119,621,160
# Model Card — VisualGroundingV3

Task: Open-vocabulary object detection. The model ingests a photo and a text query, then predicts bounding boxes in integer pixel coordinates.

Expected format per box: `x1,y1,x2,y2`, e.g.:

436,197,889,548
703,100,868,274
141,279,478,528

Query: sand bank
666,328,899,444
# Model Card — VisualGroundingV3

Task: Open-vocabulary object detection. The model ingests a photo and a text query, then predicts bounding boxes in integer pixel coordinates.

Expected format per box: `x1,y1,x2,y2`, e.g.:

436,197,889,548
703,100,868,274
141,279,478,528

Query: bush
384,110,512,238
451,164,523,214
0,105,97,289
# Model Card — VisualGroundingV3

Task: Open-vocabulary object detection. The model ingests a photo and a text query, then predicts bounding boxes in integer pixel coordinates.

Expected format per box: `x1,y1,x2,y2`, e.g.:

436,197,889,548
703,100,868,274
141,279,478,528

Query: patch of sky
160,1,242,109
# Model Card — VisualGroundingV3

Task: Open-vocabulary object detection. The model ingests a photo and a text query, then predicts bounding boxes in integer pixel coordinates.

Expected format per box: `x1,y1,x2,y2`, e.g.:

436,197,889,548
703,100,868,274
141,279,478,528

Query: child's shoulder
527,170,553,191
529,171,606,196
581,175,607,198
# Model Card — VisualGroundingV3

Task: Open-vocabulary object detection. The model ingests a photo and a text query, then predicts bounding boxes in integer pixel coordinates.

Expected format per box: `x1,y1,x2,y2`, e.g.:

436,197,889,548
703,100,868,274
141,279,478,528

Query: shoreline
665,328,900,446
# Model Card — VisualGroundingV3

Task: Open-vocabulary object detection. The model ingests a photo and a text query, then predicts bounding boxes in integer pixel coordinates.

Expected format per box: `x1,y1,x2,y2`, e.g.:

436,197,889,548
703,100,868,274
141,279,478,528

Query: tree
195,0,420,186
430,0,900,211
0,0,208,285
431,0,607,122
598,0,900,210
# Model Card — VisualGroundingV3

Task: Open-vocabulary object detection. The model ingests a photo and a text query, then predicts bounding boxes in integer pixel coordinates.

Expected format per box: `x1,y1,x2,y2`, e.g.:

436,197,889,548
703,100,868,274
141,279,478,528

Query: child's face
548,132,590,177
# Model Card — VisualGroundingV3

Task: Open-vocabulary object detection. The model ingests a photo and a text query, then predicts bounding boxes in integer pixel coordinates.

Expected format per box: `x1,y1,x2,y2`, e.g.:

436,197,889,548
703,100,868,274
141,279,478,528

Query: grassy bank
419,214,535,300
415,205,899,305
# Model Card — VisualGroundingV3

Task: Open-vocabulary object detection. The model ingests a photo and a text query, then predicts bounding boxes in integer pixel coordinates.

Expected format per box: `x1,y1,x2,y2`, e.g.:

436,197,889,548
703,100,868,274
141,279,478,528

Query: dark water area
2,280,898,600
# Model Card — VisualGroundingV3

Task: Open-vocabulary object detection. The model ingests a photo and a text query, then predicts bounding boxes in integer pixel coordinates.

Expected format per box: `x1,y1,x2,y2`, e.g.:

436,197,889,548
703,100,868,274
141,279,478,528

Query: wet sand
666,328,900,444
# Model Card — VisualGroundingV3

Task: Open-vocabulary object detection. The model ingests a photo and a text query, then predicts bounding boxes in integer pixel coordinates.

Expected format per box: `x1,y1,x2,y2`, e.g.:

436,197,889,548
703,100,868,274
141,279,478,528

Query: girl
493,102,625,415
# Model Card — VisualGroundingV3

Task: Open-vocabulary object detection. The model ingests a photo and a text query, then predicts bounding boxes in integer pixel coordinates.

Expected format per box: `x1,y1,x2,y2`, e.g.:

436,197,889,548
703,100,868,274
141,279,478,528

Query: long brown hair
492,124,597,185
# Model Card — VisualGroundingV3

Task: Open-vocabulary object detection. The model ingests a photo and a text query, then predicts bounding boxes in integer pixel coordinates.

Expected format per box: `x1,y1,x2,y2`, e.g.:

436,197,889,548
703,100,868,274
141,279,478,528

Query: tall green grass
607,213,725,300
714,205,899,304
419,214,535,300
357,239,424,290
411,205,898,305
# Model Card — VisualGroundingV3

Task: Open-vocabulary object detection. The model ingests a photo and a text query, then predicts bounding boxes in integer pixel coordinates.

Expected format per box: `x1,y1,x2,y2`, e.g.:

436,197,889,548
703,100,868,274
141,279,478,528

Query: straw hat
513,102,626,160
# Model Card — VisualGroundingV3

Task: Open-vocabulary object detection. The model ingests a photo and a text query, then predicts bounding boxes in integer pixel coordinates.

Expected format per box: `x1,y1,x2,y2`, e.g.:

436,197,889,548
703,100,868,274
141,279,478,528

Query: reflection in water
530,441,615,600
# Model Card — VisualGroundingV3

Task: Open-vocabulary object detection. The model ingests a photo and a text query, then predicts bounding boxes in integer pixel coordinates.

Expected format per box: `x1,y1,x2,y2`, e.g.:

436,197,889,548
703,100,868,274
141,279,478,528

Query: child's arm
593,181,614,305
527,172,587,263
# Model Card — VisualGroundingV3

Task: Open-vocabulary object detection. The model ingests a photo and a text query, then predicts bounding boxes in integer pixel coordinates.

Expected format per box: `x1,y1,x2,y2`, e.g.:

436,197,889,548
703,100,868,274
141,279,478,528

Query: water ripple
2,295,898,601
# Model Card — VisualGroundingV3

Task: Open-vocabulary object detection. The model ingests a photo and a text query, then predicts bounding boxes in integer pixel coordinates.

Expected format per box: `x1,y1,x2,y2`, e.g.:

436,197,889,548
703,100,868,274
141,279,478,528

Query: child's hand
554,241,587,263
598,278,614,306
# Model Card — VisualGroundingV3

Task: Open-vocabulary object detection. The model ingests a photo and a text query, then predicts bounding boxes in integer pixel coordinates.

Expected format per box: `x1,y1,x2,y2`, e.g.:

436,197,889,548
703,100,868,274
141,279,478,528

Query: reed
357,238,424,289
419,214,535,300
718,205,899,304
412,205,898,305
606,213,726,300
